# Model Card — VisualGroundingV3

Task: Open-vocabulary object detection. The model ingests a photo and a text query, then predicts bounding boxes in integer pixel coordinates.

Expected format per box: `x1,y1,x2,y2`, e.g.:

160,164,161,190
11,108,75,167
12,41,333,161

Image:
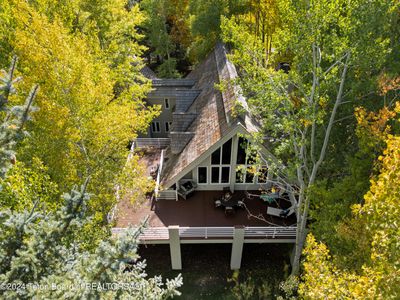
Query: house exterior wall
181,172,193,180
140,96,175,138
138,84,198,139
189,134,272,191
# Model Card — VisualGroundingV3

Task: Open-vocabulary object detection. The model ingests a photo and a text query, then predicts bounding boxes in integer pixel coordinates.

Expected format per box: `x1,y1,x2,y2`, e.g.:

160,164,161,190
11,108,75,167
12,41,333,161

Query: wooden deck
136,147,162,177
115,190,296,228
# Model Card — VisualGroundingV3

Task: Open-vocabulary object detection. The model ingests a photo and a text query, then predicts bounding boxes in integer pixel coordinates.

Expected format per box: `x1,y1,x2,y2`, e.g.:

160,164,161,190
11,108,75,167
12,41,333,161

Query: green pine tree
0,58,182,299
0,56,37,178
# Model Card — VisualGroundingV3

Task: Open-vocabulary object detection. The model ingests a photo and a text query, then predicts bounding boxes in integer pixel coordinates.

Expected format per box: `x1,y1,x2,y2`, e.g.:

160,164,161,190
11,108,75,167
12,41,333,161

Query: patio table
220,198,240,207
217,194,245,208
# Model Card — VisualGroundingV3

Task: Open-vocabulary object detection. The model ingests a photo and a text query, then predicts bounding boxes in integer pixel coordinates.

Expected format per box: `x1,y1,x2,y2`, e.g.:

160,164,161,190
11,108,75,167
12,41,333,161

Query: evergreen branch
17,85,39,132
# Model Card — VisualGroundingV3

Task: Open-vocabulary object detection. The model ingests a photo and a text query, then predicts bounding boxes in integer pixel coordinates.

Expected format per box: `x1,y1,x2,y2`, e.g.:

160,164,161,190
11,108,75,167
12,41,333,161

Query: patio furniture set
214,189,245,215
214,189,295,218
245,190,295,218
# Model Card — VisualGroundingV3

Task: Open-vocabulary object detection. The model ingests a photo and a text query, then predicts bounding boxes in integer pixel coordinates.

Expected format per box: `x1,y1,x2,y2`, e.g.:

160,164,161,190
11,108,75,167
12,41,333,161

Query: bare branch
322,52,349,77
310,51,351,184
333,115,354,124
339,100,352,105
310,44,320,165
242,203,283,227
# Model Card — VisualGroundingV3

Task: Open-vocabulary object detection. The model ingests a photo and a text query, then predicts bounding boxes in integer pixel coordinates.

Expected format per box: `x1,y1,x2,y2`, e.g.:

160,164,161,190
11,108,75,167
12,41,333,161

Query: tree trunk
291,52,351,276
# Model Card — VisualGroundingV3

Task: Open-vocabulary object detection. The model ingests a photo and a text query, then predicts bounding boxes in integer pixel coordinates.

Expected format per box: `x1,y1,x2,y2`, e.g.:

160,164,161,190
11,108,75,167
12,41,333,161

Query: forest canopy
0,0,399,299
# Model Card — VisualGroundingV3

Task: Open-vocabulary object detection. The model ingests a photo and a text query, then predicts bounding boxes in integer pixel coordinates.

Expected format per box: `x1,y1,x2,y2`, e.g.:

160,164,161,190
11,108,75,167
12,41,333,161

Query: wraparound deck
114,190,297,269
115,190,296,228
114,191,296,243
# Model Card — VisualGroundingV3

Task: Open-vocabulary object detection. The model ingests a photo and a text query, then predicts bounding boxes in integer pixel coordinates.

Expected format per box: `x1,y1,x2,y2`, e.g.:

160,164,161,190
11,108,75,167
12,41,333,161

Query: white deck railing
153,148,178,201
135,138,171,149
179,227,234,239
111,227,169,240
126,141,136,162
112,226,296,241
154,149,164,194
108,141,136,223
156,189,178,200
244,226,297,238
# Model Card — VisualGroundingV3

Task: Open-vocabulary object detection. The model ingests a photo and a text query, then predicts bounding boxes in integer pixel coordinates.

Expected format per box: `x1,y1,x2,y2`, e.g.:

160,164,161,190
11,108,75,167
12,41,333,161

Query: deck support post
230,226,245,270
168,225,182,270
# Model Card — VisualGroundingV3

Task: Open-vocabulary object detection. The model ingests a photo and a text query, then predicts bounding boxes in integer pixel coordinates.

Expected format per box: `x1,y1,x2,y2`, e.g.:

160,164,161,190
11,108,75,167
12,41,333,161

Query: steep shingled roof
140,65,158,79
160,43,261,187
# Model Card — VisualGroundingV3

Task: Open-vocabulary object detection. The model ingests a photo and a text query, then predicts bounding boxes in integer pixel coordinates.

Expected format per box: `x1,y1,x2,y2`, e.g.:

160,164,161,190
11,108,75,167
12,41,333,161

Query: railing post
154,149,165,202
168,225,182,270
230,226,245,270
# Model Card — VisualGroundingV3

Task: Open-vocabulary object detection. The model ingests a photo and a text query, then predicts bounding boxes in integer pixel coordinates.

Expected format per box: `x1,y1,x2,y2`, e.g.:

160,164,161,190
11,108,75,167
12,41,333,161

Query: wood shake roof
160,43,257,187
140,65,158,79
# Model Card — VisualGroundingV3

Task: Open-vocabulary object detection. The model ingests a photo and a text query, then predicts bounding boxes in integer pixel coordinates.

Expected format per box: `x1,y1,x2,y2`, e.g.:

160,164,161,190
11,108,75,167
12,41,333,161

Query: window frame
220,166,230,184
245,166,256,183
236,136,248,164
256,165,268,184
221,139,232,164
235,137,261,184
211,140,232,165
211,148,221,165
197,166,208,184
208,139,233,184
151,121,161,133
165,121,172,132
209,166,231,185
235,166,246,184
210,166,220,184
164,98,170,109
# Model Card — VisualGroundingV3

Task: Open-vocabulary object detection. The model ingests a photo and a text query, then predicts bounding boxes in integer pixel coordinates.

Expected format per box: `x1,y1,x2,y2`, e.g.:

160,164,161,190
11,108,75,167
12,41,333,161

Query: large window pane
221,167,230,183
211,167,220,183
257,166,268,183
235,168,244,183
221,139,232,164
246,146,257,165
236,137,247,164
245,167,255,183
198,167,207,184
211,148,221,165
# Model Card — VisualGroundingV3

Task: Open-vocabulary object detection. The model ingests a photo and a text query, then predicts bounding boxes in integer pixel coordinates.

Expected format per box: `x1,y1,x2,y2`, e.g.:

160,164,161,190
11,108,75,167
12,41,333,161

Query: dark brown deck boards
115,191,296,228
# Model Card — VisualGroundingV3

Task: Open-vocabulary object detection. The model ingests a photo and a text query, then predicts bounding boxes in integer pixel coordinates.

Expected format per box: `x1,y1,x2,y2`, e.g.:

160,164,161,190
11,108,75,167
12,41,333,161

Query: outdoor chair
214,200,222,208
237,200,245,209
267,206,295,218
225,206,235,215
149,164,159,179
177,180,197,200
